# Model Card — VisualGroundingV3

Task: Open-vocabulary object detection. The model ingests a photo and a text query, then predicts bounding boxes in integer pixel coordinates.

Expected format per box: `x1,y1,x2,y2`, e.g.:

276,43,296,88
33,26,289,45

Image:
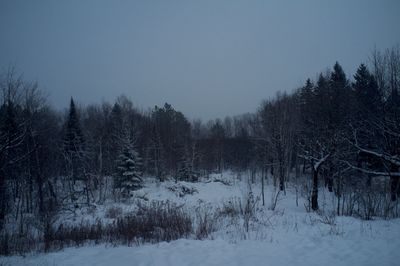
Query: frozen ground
2,172,400,266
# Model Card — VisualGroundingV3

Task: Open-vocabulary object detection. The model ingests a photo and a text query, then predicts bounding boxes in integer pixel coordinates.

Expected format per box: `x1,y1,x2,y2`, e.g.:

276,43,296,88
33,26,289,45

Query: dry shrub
105,206,123,219
195,208,218,240
109,201,193,244
1,201,193,255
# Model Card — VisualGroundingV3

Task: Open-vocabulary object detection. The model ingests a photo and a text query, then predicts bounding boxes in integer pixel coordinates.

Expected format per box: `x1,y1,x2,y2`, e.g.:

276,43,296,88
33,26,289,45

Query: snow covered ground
2,172,400,266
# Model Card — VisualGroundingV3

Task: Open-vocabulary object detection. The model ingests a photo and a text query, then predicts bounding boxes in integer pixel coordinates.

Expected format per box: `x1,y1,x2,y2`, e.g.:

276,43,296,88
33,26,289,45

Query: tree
0,68,26,227
364,45,400,201
145,124,165,181
114,132,143,198
353,63,381,115
63,98,86,204
260,93,296,192
329,62,351,128
152,103,191,176
176,142,198,182
210,119,225,173
297,71,339,211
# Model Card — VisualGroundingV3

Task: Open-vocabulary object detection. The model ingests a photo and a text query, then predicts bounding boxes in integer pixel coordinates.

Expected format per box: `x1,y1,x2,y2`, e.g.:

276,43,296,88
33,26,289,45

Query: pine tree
299,79,315,128
114,132,143,197
329,62,350,128
330,62,347,89
63,98,85,182
353,64,381,114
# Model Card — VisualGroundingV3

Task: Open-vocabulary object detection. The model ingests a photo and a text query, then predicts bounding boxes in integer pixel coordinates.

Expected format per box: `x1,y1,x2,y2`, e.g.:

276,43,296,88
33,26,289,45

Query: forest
0,46,399,255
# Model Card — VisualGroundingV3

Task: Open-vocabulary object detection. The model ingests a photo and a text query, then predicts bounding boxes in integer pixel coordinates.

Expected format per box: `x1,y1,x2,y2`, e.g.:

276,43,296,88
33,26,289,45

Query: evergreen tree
329,61,350,128
299,78,315,128
330,61,347,89
353,64,370,96
353,64,381,114
114,132,143,197
152,103,191,175
63,98,85,182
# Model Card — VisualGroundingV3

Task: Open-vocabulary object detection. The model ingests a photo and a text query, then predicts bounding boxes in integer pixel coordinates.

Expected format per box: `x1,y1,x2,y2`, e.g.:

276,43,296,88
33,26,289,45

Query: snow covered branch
342,160,400,177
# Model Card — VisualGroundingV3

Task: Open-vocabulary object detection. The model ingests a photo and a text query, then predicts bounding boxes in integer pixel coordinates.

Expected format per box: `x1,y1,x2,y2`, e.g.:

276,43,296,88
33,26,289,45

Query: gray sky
1,0,399,120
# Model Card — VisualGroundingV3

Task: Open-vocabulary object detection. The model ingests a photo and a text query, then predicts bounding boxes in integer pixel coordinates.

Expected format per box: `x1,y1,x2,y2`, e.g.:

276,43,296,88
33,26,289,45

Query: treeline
0,46,400,234
257,47,400,215
0,70,258,229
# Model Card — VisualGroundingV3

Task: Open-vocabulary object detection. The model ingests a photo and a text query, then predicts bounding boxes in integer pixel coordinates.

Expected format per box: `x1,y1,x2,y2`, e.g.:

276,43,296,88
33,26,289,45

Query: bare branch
342,160,400,177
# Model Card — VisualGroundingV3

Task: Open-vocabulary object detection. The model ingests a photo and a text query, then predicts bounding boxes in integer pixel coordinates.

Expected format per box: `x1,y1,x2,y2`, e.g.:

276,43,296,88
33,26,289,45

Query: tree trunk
311,167,319,211
327,178,333,192
261,166,265,206
0,172,5,228
390,175,399,201
33,145,45,215
390,165,400,201
279,161,285,192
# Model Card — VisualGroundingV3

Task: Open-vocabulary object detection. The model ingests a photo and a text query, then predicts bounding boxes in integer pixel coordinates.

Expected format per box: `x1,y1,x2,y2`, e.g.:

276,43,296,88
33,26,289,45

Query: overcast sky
1,0,399,120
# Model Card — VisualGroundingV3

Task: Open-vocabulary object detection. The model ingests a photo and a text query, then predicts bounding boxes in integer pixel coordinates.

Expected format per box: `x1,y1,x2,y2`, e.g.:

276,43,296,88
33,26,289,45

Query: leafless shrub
306,211,343,236
1,201,193,255
218,200,241,218
195,208,218,240
319,212,343,236
0,230,39,255
317,211,337,226
46,220,103,251
105,206,123,219
208,175,233,186
341,181,400,220
217,191,258,232
109,201,192,244
167,184,198,197
242,191,258,232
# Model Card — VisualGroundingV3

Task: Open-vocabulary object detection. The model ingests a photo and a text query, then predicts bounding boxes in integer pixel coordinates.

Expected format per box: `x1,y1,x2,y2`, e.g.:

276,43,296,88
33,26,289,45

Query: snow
3,223,399,266
2,171,400,266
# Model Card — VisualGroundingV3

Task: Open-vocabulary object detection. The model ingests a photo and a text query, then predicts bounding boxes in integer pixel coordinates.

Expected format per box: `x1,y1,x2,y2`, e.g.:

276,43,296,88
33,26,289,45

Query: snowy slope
2,172,400,266
3,220,399,266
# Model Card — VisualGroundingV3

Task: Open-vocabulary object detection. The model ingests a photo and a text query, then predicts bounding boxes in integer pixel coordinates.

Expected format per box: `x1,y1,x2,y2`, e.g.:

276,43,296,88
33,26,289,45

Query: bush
105,206,123,219
109,201,193,244
195,208,218,240
217,192,258,232
167,184,198,197
0,201,194,255
0,230,39,255
218,200,241,218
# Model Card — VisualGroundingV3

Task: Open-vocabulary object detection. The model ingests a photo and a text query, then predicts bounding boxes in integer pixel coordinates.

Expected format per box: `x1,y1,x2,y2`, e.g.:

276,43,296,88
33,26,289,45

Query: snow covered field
2,172,400,266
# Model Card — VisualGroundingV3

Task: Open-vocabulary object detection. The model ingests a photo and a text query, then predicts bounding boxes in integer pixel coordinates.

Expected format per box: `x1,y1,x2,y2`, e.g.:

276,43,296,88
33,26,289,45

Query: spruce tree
353,64,381,114
329,62,350,128
330,62,347,89
63,98,85,182
114,132,143,197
